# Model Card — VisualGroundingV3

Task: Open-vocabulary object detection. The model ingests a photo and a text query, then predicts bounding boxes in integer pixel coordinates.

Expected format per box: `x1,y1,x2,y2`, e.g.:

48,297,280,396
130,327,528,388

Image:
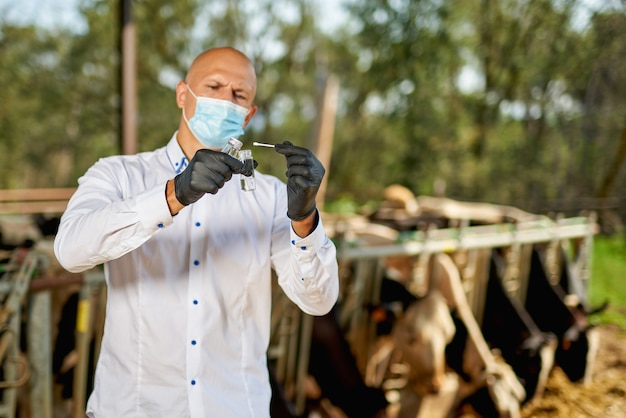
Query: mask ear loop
186,83,199,99
182,107,191,125
182,84,198,127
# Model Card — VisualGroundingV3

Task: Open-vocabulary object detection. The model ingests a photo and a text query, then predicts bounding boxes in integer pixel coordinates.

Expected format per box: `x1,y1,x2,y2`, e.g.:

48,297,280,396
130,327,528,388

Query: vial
238,149,256,191
221,137,243,157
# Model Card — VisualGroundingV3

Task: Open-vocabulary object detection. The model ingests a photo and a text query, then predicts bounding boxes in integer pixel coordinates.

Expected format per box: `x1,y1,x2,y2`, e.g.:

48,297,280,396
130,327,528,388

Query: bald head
175,47,259,155
185,47,257,101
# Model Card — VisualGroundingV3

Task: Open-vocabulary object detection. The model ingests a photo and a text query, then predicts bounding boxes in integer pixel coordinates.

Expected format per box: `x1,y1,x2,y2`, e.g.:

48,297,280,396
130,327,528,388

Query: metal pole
120,0,137,155
28,291,52,418
72,282,94,418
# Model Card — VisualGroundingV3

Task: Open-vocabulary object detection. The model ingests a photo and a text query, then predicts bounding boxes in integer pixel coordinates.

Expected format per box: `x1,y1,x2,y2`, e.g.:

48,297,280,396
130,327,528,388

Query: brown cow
392,288,458,418
364,257,459,418
393,289,456,396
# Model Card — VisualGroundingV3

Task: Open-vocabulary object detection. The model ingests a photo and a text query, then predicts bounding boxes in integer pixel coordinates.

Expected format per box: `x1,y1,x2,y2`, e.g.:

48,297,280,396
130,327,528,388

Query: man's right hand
174,149,248,206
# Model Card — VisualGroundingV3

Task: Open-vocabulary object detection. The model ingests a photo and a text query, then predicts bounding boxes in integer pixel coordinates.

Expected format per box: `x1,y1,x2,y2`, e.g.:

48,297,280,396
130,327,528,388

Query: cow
364,255,460,418
524,245,600,385
434,251,526,418
391,288,458,418
344,246,525,417
480,248,557,404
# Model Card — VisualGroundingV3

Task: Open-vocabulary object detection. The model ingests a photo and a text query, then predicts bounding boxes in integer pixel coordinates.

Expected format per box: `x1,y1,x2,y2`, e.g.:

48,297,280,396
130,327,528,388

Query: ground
311,323,626,418
520,323,626,418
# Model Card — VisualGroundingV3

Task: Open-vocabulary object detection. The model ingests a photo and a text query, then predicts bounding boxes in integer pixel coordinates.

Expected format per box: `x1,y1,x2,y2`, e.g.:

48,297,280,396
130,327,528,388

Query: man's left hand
275,141,325,221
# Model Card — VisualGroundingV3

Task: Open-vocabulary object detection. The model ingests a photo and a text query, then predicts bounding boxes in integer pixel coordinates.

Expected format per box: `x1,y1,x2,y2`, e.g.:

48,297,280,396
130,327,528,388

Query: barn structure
0,186,599,418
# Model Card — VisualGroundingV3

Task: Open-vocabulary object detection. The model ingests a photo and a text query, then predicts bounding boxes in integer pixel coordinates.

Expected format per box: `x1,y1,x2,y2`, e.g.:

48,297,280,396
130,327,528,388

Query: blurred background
1,0,625,229
1,2,626,417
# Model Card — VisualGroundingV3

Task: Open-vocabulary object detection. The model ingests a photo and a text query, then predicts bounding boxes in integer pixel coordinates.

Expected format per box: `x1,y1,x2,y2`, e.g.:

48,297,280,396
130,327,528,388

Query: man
54,46,339,418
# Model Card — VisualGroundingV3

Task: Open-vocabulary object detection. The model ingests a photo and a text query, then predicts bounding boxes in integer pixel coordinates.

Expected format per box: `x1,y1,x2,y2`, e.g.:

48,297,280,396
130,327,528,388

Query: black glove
174,149,252,206
274,141,325,221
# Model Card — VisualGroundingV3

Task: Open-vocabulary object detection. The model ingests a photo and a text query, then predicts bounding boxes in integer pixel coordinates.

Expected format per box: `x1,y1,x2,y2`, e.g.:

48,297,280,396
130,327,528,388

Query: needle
252,142,275,148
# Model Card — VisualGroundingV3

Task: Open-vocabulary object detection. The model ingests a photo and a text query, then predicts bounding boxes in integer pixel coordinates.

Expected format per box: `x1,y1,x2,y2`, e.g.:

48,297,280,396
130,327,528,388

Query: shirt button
191,380,196,385
300,246,307,250
193,300,199,305
195,221,201,227
157,223,164,228
191,340,197,345
193,260,200,266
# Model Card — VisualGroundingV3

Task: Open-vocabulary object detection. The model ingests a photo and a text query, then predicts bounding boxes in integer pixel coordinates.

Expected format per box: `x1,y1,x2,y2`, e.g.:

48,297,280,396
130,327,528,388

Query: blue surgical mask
182,85,249,149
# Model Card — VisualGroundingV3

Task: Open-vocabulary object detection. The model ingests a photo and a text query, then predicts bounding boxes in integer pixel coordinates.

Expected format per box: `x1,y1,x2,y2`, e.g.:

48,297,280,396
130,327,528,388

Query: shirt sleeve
271,180,339,316
54,158,173,273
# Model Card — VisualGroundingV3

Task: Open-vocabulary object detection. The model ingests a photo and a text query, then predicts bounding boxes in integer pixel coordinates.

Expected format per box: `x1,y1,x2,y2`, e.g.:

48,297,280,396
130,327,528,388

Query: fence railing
0,188,76,215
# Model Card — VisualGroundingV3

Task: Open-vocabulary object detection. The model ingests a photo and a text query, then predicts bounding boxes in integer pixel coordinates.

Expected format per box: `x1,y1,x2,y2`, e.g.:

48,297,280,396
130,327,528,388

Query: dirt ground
520,323,626,418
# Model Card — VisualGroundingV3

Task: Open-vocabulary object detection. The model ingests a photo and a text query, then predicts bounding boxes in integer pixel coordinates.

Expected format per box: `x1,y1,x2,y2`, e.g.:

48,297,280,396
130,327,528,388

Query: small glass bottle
221,137,243,157
238,149,256,191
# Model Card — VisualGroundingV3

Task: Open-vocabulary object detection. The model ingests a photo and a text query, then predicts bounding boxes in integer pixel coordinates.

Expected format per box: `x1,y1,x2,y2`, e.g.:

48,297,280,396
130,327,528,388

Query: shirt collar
165,131,188,175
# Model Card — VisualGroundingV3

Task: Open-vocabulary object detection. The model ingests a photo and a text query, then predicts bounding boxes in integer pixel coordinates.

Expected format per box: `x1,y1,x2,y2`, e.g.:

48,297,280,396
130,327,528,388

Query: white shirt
54,133,339,418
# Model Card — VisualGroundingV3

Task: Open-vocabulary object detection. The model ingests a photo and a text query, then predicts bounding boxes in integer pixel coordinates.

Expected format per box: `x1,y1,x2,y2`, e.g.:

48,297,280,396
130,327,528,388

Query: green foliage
327,0,626,212
589,234,626,329
0,0,625,228
133,0,198,151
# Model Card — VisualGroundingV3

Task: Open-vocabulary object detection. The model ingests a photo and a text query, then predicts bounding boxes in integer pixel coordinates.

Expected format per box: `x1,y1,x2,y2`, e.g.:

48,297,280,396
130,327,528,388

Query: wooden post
310,74,339,211
120,0,137,155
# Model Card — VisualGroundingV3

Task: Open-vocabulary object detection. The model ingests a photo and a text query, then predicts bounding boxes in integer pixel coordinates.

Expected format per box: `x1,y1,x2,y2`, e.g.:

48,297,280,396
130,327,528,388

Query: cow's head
393,290,456,395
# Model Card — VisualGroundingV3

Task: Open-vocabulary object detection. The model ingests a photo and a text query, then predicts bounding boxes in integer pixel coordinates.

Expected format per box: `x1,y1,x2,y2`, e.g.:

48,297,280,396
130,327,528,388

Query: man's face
184,49,257,127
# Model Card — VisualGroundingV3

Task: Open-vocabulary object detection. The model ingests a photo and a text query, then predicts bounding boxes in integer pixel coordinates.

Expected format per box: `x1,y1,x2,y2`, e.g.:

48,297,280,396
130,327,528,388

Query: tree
1,0,625,229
